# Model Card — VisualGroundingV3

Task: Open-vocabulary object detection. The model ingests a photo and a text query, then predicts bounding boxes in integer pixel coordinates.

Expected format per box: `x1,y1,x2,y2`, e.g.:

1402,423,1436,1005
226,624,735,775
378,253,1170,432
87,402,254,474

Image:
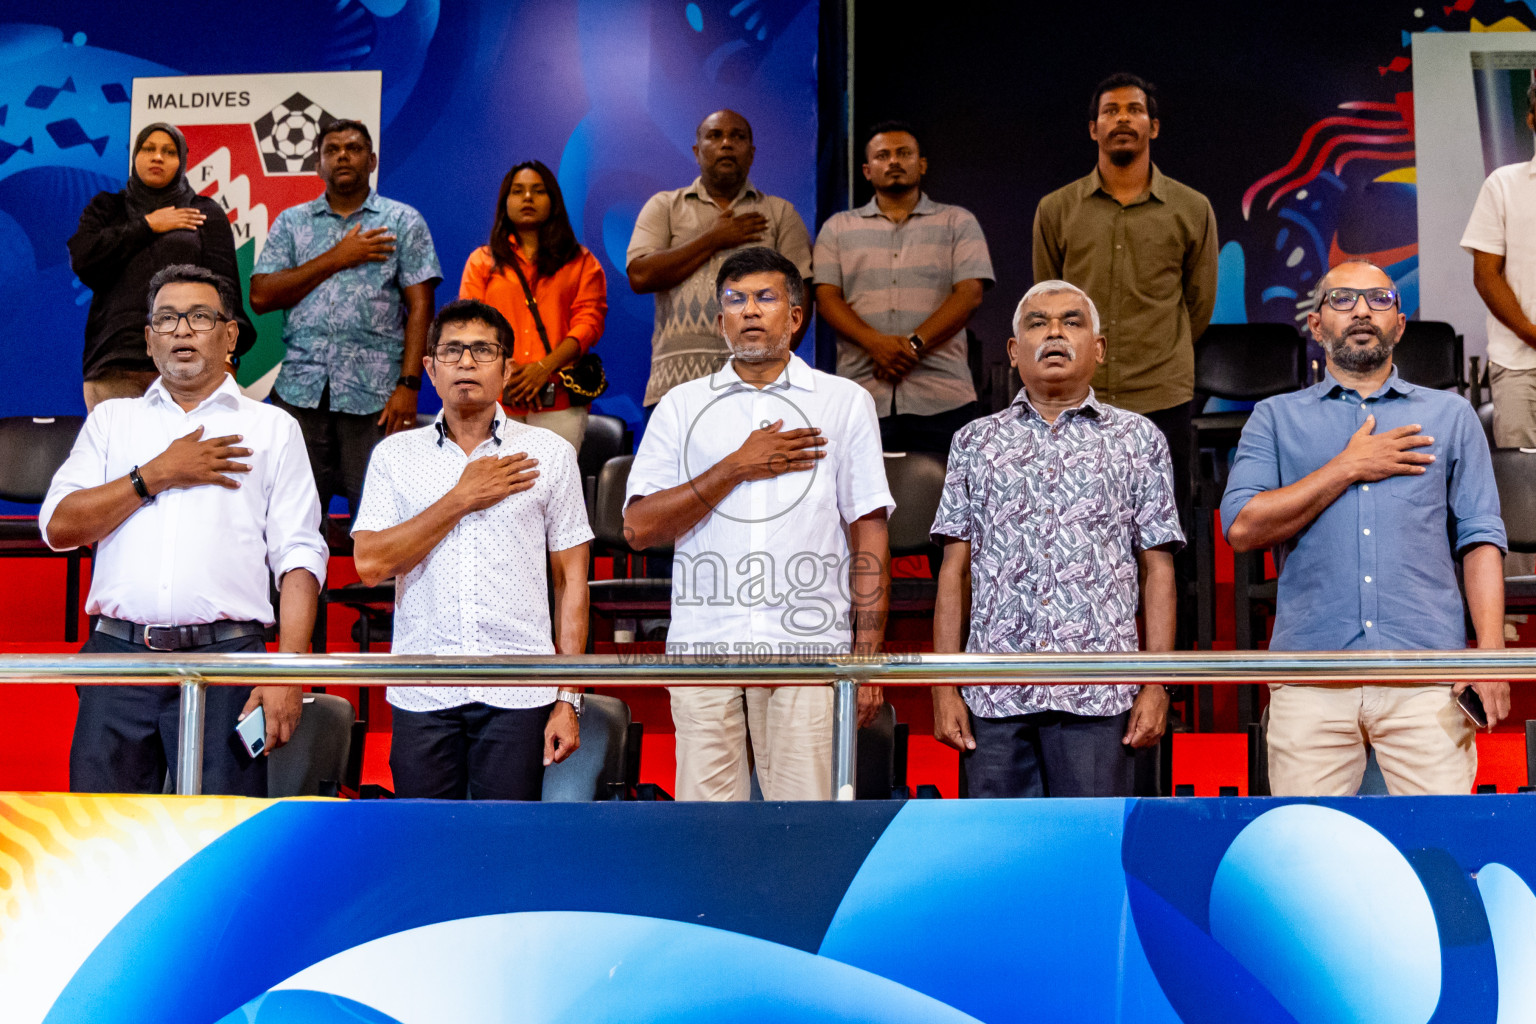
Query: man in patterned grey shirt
930,280,1183,797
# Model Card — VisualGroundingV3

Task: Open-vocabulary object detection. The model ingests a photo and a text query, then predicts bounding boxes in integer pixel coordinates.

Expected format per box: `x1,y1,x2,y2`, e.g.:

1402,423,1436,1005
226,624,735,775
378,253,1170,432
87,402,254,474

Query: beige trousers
505,405,588,453
669,685,833,801
1267,682,1476,796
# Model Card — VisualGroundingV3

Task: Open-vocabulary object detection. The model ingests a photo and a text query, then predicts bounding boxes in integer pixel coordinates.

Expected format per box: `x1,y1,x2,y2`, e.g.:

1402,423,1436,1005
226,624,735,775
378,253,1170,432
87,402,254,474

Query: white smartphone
235,706,267,758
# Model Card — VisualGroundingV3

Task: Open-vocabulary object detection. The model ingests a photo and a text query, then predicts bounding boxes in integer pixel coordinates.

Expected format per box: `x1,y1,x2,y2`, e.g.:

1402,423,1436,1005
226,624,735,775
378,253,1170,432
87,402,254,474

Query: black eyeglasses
433,341,503,363
149,309,229,334
1321,287,1399,312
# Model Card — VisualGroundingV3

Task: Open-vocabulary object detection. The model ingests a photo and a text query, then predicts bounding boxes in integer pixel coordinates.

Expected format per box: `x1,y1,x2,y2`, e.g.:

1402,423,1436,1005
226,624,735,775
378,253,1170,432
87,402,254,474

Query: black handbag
508,259,607,406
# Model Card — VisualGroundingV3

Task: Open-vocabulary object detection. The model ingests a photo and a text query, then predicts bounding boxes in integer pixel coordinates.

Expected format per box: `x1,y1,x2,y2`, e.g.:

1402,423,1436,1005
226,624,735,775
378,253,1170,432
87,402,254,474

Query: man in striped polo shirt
813,121,995,455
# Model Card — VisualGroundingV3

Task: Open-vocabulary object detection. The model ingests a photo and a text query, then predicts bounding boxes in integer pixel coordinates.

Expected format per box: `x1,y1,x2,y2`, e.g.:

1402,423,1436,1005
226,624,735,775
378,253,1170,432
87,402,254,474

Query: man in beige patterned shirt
627,109,812,409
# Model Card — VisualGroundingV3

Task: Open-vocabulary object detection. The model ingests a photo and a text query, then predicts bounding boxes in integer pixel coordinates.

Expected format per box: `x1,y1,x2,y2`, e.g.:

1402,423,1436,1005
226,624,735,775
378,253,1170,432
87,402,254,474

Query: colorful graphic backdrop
6,794,1536,1022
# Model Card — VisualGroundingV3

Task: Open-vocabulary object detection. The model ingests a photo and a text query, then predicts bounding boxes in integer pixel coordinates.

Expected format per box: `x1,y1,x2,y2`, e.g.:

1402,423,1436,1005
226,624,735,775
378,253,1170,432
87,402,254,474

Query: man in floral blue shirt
251,119,440,516
930,280,1183,797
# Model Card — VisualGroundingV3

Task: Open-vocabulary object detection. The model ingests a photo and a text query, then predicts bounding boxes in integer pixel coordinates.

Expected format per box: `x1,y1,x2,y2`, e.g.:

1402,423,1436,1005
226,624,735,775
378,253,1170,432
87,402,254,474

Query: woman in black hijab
68,122,255,408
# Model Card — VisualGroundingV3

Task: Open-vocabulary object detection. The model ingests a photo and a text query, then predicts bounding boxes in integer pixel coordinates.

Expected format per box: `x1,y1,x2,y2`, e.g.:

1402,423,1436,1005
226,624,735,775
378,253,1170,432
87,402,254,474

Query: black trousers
390,701,553,800
879,401,984,457
961,709,1135,798
70,631,267,796
272,385,385,517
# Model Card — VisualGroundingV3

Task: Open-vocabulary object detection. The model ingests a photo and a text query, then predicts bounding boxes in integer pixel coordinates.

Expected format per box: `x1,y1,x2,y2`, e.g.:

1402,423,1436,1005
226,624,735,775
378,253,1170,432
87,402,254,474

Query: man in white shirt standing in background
624,247,894,801
1462,78,1536,594
42,264,327,796
352,299,591,800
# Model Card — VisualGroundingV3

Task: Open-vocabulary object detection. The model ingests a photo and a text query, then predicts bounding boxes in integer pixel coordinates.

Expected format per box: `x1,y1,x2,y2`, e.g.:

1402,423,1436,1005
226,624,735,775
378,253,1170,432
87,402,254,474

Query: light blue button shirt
255,190,441,414
1221,368,1505,651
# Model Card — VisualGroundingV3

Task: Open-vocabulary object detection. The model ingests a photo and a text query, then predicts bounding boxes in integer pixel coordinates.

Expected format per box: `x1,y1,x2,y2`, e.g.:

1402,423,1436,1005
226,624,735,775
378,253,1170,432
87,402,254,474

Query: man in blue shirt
251,119,441,516
1222,261,1508,796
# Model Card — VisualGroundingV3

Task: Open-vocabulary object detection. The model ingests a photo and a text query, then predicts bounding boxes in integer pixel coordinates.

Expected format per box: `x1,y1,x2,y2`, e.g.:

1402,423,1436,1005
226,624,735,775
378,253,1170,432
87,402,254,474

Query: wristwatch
906,333,925,354
396,374,422,391
557,690,584,716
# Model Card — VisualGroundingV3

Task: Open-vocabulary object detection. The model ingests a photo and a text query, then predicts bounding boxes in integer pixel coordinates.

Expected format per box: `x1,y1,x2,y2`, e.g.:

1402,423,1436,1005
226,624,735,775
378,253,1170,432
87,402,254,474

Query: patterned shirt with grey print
930,387,1184,717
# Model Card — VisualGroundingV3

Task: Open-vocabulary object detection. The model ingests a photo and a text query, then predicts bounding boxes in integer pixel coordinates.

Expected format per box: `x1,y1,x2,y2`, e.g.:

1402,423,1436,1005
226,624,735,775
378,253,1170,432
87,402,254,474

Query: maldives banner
129,71,382,399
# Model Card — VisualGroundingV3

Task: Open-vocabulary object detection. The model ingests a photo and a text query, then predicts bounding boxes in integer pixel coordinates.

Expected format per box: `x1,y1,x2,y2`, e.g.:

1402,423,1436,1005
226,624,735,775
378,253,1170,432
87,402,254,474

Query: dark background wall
847,0,1462,400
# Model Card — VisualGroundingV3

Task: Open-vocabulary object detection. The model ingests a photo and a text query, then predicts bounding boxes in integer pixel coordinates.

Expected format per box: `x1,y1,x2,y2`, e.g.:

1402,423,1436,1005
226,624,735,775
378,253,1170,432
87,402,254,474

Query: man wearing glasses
41,263,327,795
351,300,590,799
624,247,894,801
1221,261,1508,796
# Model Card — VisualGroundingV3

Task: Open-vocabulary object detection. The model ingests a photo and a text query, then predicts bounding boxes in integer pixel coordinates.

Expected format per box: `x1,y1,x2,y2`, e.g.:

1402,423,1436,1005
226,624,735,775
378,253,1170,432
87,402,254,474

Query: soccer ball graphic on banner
253,93,336,174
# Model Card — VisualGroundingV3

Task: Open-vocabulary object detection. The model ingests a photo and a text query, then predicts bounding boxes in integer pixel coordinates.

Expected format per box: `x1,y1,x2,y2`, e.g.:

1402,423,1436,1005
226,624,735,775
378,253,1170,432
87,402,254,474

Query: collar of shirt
707,353,818,395
1084,163,1168,205
1314,366,1416,403
682,176,761,208
431,403,507,450
144,373,243,414
1008,384,1105,423
853,191,941,220
304,189,383,219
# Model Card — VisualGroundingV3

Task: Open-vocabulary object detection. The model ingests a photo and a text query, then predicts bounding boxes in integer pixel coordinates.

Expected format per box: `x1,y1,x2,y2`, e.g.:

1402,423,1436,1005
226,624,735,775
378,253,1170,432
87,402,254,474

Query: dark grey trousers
961,709,1135,798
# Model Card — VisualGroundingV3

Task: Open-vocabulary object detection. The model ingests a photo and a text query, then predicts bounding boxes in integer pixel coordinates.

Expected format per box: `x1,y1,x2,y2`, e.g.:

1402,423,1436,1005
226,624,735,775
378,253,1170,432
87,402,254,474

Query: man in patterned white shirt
352,299,591,800
930,280,1183,797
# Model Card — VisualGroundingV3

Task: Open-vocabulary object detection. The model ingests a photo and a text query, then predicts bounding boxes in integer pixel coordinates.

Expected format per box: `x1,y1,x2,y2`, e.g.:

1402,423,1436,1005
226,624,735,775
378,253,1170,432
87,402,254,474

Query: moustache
1034,342,1077,362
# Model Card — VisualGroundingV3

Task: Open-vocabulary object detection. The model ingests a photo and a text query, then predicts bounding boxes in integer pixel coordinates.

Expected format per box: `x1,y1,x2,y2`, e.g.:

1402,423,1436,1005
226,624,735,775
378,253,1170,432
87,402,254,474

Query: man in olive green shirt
1032,72,1218,517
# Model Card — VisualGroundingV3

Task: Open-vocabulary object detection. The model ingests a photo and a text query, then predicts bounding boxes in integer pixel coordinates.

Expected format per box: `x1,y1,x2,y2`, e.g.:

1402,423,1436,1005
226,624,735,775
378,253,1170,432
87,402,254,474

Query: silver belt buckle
143,624,179,651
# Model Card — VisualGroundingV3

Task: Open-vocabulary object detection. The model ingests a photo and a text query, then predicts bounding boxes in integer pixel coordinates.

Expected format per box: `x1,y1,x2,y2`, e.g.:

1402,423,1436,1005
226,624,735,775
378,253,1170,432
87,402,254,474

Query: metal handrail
6,649,1532,797
3,649,1536,685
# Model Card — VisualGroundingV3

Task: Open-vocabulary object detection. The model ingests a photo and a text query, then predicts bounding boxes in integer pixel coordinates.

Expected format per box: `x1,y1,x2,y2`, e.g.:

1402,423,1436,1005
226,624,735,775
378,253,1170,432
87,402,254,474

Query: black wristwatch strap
396,374,422,391
129,465,153,504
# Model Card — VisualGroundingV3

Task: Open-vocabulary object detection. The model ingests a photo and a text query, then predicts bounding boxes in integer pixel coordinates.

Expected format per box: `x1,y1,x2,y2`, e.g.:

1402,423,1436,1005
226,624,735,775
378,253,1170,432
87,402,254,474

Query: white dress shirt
352,408,594,711
40,375,327,626
1462,158,1536,371
626,353,895,653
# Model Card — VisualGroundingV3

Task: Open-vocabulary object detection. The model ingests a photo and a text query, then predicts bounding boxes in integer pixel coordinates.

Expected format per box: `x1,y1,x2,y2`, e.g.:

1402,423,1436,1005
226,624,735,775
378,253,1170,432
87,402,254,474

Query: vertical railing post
831,677,858,801
176,676,206,796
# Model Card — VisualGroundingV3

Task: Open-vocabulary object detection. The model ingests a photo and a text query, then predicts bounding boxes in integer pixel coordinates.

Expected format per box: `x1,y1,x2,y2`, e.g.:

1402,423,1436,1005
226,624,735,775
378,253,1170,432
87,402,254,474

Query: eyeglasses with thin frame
433,341,504,363
1320,287,1399,312
720,288,784,314
148,309,229,334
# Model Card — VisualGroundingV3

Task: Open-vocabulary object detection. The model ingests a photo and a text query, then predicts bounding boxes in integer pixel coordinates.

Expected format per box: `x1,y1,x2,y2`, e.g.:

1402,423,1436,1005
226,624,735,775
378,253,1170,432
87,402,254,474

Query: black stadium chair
0,416,89,641
1393,320,1466,394
1490,448,1536,617
577,414,631,523
588,455,673,624
882,451,947,615
268,693,360,797
1189,324,1307,728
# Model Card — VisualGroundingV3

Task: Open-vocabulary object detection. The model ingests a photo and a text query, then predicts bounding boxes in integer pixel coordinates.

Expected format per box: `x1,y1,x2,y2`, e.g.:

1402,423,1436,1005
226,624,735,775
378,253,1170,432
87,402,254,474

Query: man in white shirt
352,299,591,800
1462,79,1536,587
42,264,327,796
625,247,894,801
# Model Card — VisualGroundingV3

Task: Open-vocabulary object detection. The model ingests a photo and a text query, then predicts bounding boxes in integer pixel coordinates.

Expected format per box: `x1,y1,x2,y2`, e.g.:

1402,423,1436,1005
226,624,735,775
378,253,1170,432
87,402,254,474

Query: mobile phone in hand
235,706,268,757
1457,687,1489,730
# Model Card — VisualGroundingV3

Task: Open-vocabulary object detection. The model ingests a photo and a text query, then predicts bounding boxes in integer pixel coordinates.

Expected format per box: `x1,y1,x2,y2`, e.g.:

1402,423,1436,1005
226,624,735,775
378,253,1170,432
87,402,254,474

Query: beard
1106,136,1140,167
1323,320,1395,373
728,328,791,364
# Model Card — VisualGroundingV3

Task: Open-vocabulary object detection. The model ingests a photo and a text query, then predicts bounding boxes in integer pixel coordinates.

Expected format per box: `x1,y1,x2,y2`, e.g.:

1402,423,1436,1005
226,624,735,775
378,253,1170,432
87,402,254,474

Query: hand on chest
683,390,841,515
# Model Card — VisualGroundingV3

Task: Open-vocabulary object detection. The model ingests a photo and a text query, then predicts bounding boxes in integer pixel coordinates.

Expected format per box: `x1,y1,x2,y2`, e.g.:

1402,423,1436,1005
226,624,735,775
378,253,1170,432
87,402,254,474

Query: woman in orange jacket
460,159,607,451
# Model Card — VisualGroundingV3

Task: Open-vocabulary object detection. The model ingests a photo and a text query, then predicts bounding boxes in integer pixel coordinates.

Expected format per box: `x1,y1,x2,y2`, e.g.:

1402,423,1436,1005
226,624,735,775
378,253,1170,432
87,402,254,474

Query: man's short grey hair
1013,280,1101,336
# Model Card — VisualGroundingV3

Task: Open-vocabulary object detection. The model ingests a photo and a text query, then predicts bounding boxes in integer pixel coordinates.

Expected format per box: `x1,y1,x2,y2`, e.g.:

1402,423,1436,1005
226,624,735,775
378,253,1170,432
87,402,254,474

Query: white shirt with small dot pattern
353,407,593,711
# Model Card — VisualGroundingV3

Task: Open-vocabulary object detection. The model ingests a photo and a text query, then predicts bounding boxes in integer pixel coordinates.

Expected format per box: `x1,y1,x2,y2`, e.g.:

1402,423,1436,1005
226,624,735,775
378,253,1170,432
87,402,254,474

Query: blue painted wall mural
0,1,818,432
